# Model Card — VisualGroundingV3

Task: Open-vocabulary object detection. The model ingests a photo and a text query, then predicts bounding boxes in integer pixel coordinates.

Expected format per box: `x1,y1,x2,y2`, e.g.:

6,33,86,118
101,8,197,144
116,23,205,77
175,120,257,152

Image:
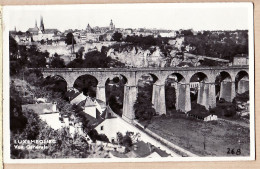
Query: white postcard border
2,2,255,163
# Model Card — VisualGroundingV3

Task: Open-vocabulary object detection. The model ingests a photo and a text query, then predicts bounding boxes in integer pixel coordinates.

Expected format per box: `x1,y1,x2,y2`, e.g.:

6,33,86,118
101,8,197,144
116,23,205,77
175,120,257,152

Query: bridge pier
238,78,249,94
96,85,106,103
152,83,166,115
219,80,236,102
122,85,137,123
176,83,191,113
197,82,209,109
208,83,216,109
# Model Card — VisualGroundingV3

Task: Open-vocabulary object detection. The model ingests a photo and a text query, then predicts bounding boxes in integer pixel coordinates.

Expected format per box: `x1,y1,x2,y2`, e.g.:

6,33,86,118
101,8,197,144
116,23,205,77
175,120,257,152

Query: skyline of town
5,3,252,32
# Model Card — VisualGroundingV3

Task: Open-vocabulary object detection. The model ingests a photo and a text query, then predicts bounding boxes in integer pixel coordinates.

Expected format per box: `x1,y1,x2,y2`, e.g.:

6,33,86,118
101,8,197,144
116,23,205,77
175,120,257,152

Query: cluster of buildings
10,16,178,45
20,85,176,158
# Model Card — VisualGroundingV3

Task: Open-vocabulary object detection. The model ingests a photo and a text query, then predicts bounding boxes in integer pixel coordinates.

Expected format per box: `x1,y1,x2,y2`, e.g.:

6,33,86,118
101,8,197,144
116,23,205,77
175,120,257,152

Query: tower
40,16,45,33
35,19,38,28
86,23,92,32
109,19,114,30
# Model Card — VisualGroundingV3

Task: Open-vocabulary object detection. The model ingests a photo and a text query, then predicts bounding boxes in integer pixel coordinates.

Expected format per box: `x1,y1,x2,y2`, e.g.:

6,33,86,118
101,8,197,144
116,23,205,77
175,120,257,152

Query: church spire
35,19,38,28
40,16,45,33
109,19,114,30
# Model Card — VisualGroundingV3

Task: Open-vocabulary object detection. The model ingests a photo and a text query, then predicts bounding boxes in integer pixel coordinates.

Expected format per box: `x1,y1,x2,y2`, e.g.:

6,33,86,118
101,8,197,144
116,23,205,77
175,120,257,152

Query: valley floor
140,113,250,156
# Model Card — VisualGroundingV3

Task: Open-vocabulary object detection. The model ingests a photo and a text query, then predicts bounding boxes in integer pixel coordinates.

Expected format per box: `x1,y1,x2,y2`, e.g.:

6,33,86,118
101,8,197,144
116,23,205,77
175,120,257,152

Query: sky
3,3,252,32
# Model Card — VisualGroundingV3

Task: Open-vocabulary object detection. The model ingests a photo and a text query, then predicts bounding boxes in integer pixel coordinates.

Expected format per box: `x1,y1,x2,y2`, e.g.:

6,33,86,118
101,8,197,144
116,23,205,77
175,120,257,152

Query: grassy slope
141,114,250,156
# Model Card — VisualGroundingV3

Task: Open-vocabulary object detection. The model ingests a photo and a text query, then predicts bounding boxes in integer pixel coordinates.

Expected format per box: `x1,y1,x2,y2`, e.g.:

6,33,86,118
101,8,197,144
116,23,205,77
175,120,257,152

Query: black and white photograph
2,2,255,163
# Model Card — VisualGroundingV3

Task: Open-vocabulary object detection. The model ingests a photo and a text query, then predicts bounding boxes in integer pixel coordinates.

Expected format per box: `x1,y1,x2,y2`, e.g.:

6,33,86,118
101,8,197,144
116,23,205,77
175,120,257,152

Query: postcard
2,2,255,163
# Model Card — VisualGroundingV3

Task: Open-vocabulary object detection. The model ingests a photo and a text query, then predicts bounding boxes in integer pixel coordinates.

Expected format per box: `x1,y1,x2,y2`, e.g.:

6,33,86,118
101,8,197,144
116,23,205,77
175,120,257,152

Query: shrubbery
67,51,125,68
134,84,156,121
210,100,236,118
183,30,248,60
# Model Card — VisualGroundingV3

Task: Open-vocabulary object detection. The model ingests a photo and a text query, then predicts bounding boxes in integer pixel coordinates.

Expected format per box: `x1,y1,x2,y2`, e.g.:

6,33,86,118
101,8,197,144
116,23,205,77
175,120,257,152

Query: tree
67,58,84,68
112,31,123,42
26,46,48,68
181,29,194,36
77,47,85,59
122,135,132,147
134,84,156,121
88,129,109,143
83,51,110,68
50,56,66,68
165,83,176,110
10,85,27,133
9,36,18,60
40,39,45,45
65,32,76,45
99,35,104,41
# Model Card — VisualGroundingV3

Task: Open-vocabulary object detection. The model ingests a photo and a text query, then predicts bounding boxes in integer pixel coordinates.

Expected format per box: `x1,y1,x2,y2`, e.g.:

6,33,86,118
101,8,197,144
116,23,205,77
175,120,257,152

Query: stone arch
135,73,164,115
73,74,99,98
105,74,128,85
105,74,128,116
215,71,233,102
44,74,67,82
235,71,249,94
43,74,68,93
165,73,186,113
189,72,210,109
137,73,159,84
189,72,209,83
136,73,159,99
136,72,160,86
166,73,186,83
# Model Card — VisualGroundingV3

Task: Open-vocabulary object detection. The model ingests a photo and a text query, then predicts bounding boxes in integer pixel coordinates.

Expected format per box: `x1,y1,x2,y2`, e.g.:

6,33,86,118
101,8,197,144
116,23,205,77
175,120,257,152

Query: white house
70,92,87,105
76,96,107,119
22,102,62,130
159,31,176,38
83,96,97,118
95,105,143,143
22,102,58,114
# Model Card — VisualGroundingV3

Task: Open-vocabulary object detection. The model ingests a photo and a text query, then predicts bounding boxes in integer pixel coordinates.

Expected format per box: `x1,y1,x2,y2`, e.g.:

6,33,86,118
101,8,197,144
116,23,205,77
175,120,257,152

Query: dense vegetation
183,30,248,60
10,69,111,158
105,77,126,116
10,36,49,75
109,34,173,57
134,84,156,121
67,50,125,68
10,81,90,158
9,35,125,75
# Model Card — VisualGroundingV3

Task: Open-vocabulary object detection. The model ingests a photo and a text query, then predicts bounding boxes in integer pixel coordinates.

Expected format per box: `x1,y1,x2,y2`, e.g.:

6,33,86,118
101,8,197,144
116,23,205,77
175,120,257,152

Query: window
101,126,104,130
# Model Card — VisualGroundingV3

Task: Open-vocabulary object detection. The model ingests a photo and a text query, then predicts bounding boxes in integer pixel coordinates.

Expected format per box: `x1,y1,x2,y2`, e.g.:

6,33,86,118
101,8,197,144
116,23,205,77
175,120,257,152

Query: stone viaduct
40,66,249,122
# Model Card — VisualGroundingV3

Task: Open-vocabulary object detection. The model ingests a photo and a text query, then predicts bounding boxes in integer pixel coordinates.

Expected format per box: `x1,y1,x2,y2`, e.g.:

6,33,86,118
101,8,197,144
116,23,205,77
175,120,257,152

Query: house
79,96,97,118
159,31,176,38
95,105,146,143
187,112,218,121
95,99,107,113
124,28,133,34
32,29,60,42
27,21,39,35
177,61,194,67
22,102,58,114
13,34,32,43
36,98,47,103
233,54,249,65
27,16,61,42
77,96,107,119
70,92,87,105
22,102,63,130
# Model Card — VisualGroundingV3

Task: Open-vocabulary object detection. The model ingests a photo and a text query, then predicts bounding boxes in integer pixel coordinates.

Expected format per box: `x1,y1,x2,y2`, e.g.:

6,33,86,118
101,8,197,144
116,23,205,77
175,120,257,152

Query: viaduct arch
40,66,249,122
